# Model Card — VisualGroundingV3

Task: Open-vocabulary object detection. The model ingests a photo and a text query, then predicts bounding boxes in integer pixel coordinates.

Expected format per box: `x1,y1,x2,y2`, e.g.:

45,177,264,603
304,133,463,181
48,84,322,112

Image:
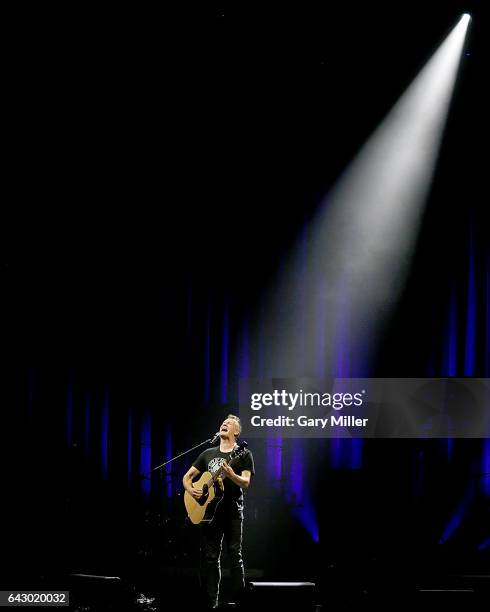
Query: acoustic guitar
184,442,248,524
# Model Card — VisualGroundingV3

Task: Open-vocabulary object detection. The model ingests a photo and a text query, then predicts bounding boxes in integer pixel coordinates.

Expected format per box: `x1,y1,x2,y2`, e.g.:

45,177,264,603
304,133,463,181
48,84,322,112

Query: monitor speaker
68,573,126,610
243,581,317,611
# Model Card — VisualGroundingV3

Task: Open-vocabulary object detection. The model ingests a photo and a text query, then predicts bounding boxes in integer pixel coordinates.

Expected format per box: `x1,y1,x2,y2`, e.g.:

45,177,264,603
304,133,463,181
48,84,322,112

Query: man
183,414,254,609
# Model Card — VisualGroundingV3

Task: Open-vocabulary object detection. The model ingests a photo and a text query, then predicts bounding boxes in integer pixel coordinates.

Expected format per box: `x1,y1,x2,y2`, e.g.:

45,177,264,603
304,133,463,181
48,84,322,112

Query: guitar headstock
231,441,248,461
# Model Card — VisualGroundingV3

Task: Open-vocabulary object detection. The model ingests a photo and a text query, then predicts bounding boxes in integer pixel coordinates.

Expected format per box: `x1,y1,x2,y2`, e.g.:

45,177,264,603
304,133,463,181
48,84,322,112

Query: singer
182,415,255,609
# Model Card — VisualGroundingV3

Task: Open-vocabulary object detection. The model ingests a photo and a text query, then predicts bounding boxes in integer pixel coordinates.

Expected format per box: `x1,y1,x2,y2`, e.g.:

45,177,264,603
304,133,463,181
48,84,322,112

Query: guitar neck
208,449,243,484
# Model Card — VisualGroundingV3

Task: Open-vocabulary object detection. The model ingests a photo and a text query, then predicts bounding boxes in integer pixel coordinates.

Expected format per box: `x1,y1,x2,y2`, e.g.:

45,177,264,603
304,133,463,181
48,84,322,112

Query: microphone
209,432,220,445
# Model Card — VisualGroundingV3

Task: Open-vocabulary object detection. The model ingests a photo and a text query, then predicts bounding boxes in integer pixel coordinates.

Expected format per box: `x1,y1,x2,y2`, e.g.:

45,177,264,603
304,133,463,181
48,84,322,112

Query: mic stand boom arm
151,436,216,472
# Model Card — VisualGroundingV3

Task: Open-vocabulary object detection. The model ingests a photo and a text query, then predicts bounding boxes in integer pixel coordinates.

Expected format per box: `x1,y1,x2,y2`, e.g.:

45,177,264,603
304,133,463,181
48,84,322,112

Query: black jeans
203,508,245,606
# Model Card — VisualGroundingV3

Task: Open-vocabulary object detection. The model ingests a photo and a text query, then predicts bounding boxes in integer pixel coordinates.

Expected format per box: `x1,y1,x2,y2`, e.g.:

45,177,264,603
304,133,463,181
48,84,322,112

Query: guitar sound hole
199,484,209,506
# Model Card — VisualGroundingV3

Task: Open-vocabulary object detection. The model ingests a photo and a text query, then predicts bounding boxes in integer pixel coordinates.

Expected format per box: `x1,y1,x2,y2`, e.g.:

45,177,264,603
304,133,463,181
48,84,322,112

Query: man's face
220,418,239,439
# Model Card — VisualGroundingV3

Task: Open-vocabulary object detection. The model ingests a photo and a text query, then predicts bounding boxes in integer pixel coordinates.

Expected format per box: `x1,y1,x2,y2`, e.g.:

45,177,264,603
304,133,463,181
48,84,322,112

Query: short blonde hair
227,414,241,438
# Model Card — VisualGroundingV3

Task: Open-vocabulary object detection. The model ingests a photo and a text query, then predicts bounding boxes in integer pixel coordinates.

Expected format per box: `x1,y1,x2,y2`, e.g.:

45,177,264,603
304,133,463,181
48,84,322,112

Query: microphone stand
151,436,217,472
150,435,218,591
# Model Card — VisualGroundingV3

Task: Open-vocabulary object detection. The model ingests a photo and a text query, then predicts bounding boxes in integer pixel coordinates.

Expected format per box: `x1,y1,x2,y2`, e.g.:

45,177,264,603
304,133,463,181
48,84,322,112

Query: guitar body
184,471,224,524
184,442,248,525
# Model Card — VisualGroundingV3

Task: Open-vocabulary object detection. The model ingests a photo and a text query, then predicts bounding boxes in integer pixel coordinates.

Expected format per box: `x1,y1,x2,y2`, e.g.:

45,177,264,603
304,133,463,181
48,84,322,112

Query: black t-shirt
192,445,255,519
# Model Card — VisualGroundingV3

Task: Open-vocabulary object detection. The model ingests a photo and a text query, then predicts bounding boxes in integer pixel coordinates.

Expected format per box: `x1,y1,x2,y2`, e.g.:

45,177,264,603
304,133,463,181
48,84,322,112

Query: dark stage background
1,1,489,606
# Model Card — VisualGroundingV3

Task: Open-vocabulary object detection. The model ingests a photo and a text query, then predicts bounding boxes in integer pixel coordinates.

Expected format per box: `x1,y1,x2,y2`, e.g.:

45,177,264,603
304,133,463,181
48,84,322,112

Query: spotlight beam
248,16,471,378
